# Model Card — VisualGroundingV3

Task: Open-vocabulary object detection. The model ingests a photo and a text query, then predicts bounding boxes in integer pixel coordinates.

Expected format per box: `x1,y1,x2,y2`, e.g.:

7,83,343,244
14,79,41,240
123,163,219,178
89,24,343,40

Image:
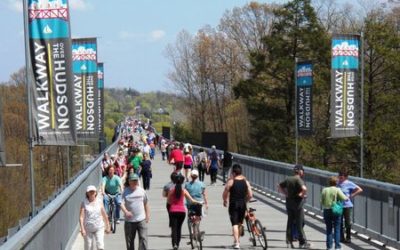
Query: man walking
222,164,253,249
278,164,310,249
121,173,150,250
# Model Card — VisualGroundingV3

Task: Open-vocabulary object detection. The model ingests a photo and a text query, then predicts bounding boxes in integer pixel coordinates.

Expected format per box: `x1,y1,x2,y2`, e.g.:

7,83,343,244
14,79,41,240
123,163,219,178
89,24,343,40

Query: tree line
165,0,400,184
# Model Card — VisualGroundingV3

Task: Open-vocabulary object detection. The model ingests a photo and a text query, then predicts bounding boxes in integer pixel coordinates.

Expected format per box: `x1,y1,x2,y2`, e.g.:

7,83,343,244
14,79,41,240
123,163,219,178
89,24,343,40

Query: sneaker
299,242,311,249
233,243,240,249
116,219,120,224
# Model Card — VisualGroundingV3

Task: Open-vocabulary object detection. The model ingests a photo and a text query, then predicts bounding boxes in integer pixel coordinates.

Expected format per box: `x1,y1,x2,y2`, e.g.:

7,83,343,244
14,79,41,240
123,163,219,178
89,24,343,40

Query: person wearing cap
185,169,208,216
278,164,310,249
79,185,110,250
121,173,150,250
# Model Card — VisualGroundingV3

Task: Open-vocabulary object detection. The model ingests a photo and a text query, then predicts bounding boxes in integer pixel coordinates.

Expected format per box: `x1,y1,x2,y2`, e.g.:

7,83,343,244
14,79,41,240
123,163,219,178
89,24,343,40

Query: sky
0,0,388,93
0,0,293,92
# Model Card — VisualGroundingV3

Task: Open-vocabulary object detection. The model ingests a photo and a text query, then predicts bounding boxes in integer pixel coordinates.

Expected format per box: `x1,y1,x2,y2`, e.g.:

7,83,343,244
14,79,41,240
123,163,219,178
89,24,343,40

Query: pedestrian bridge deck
71,156,380,250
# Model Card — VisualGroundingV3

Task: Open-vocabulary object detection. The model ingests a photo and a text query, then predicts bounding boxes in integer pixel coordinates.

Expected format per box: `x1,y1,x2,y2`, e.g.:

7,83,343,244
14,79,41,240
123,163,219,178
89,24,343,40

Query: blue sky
0,0,380,93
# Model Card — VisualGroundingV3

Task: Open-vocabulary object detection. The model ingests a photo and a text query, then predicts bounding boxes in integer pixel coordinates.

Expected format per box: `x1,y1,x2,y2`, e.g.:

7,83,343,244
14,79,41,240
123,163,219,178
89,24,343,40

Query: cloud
150,30,166,41
6,0,22,12
69,0,91,11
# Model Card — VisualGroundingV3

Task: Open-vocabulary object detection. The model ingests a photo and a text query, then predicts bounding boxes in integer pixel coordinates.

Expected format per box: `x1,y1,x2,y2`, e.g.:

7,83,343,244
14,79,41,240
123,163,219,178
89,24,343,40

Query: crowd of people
79,118,364,250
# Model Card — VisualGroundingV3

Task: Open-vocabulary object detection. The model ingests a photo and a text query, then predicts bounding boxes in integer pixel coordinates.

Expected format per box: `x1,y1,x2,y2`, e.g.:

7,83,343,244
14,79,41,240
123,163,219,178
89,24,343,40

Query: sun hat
86,185,97,192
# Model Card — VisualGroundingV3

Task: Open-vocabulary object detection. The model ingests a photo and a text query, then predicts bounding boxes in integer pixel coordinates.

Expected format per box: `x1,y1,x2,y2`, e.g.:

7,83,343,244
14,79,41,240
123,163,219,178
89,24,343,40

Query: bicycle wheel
187,219,194,249
246,219,256,246
254,219,268,249
109,203,116,234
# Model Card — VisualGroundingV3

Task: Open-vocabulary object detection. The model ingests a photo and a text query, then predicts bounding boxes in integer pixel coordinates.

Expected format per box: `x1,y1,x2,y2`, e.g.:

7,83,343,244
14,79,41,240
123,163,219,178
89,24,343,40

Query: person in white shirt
121,173,150,250
79,185,110,250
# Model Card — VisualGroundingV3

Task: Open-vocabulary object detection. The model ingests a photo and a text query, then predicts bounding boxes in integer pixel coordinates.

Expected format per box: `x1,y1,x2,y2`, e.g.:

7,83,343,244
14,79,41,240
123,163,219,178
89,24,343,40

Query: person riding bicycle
185,169,208,216
222,164,253,249
102,165,123,224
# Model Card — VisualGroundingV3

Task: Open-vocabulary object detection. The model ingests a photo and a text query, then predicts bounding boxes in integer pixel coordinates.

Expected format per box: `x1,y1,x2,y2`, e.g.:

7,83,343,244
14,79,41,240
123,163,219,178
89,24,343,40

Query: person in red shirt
169,143,184,173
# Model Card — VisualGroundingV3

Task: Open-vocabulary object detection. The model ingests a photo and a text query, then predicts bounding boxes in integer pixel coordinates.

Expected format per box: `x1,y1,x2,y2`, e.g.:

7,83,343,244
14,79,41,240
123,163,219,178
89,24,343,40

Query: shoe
233,243,240,249
173,245,178,250
286,240,295,248
116,219,120,224
299,242,311,249
344,238,351,243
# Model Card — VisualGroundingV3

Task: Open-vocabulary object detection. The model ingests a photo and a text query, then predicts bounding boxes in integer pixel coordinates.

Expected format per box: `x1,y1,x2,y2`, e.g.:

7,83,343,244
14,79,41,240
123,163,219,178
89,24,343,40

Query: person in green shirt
128,149,142,174
321,176,348,250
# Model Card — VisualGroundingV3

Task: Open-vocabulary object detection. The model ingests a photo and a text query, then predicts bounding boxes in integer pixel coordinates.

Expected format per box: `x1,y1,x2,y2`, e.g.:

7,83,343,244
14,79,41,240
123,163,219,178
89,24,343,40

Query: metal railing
0,141,118,250
232,152,400,249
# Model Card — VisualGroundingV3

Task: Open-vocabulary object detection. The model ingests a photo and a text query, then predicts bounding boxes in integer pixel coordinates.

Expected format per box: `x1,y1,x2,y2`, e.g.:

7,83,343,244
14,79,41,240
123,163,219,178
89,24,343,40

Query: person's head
170,171,178,183
328,176,338,186
211,145,216,151
293,164,304,176
107,165,115,177
85,185,97,200
199,148,204,153
231,164,242,177
128,173,140,189
191,169,199,180
143,154,148,160
338,169,349,182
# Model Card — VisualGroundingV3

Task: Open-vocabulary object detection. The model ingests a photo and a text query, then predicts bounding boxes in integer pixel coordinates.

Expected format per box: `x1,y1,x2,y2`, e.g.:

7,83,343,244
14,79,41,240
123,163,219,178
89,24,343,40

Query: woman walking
79,185,110,250
168,174,200,250
321,176,348,250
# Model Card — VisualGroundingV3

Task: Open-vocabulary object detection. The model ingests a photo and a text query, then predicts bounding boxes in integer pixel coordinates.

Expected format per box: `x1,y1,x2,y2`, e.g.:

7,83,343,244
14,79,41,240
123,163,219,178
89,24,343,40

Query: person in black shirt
221,151,233,184
222,164,253,249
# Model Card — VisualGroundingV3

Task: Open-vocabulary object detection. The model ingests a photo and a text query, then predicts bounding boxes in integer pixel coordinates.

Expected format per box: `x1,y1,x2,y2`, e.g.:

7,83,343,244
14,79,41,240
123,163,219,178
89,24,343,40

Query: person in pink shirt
183,149,193,181
167,174,200,250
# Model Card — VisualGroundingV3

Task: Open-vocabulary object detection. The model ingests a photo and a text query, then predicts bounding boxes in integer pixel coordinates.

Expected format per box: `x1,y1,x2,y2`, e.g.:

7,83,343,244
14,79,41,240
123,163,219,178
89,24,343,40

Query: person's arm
79,204,86,237
120,198,133,219
277,182,287,197
299,184,307,198
100,203,111,233
246,180,253,201
184,189,201,204
101,179,106,195
350,185,363,198
144,200,150,223
222,179,233,207
202,187,209,209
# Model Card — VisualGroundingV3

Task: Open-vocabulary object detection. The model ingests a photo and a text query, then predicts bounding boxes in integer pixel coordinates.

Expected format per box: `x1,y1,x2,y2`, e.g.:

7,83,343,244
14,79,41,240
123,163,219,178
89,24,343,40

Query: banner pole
360,31,365,178
295,57,299,164
23,0,36,216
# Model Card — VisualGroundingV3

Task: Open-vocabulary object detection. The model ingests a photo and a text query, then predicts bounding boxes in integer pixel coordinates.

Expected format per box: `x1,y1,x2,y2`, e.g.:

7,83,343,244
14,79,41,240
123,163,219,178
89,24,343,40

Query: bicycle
105,193,119,234
244,199,268,249
187,204,204,250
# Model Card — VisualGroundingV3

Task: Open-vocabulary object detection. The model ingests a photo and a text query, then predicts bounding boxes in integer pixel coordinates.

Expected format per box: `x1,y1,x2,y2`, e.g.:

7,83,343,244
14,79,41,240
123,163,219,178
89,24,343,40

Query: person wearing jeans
321,176,348,250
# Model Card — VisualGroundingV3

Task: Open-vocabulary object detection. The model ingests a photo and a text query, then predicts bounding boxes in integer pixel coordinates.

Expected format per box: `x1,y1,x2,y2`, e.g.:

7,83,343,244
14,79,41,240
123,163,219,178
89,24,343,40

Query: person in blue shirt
337,170,363,243
185,169,208,216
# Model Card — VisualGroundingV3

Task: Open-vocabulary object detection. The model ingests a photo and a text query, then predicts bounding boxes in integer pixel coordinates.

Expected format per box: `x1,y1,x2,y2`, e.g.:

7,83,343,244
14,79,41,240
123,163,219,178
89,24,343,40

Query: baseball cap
86,185,97,192
293,164,304,172
128,173,139,181
211,145,216,149
191,169,199,176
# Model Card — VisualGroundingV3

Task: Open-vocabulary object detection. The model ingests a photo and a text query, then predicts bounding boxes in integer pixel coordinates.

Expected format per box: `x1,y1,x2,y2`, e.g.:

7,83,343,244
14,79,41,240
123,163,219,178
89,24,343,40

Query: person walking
321,176,348,250
185,169,208,215
183,148,193,182
196,148,208,182
121,173,150,250
221,151,233,184
168,174,200,250
337,169,363,243
79,185,110,250
222,164,253,249
278,164,310,249
207,145,220,185
140,154,152,190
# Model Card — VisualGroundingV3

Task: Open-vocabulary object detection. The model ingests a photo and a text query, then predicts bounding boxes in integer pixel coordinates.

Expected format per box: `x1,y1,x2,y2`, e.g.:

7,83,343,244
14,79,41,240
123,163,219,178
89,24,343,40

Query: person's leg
115,194,122,220
286,205,295,243
94,228,105,250
137,220,148,250
83,232,93,250
103,195,110,216
170,212,179,247
344,207,352,242
176,212,186,247
124,221,135,250
296,206,307,245
323,209,333,250
333,214,342,249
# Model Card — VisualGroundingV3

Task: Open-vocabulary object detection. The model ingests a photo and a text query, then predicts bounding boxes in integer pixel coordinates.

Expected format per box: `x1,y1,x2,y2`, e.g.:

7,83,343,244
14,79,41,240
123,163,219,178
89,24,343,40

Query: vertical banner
296,61,313,136
72,38,98,140
330,35,360,138
97,63,104,139
0,100,6,166
27,0,76,145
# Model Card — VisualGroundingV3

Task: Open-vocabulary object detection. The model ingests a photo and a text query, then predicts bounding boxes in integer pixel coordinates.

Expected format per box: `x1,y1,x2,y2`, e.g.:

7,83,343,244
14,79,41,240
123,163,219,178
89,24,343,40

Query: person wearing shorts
222,164,253,249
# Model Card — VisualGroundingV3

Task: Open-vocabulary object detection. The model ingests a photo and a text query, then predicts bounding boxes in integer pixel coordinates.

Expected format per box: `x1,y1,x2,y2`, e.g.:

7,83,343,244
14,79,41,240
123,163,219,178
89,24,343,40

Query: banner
27,0,77,145
72,38,98,140
330,35,360,138
97,63,104,138
296,61,313,136
0,100,6,166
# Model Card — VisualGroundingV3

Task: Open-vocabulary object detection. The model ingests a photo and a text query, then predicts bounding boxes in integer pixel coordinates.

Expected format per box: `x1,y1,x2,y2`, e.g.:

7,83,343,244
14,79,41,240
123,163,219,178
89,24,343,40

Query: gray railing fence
0,141,119,250
2,142,399,249
230,152,400,249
